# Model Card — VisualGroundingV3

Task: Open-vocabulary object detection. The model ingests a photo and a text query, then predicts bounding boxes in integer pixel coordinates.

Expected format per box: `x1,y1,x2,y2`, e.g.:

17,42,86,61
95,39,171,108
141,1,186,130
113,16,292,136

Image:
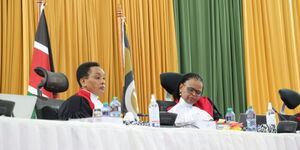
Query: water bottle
149,94,160,127
266,102,276,128
110,96,121,117
225,108,235,122
102,102,111,117
246,106,257,131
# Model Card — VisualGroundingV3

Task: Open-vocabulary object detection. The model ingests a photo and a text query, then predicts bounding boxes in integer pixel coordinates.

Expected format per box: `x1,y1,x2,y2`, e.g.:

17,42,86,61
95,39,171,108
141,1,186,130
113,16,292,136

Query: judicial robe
58,90,95,120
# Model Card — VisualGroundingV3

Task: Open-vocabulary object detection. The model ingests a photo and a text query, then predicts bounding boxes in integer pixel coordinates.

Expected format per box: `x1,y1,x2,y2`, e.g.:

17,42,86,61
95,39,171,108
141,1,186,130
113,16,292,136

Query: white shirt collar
90,92,98,101
178,97,193,108
84,89,103,109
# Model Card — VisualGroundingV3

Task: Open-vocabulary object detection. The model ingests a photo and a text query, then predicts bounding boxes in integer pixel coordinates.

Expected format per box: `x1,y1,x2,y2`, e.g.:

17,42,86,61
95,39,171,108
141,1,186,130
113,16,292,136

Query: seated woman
168,73,213,127
58,62,105,120
161,72,222,120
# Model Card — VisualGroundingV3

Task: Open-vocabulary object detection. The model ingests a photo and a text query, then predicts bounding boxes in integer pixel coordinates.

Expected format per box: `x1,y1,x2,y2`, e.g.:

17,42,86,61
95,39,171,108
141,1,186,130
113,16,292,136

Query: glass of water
93,108,102,118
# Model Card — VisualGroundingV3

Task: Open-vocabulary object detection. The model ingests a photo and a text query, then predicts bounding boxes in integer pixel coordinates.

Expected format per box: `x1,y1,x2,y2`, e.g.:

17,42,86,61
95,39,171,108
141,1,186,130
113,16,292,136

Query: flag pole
117,4,125,83
118,5,140,118
37,0,46,20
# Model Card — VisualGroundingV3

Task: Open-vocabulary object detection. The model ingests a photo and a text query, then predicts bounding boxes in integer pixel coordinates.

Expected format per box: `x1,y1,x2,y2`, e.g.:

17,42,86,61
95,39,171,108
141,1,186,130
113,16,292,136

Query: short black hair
173,73,204,100
76,62,100,87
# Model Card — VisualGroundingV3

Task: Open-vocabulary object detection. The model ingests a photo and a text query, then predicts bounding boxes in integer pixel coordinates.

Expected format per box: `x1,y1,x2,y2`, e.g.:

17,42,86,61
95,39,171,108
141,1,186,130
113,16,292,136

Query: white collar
168,97,213,126
83,89,103,109
178,97,193,108
90,92,99,101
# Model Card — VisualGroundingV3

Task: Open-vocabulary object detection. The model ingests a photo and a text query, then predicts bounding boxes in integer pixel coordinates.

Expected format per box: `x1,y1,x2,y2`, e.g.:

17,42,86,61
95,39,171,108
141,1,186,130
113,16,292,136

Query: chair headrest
278,89,300,109
160,72,183,94
35,67,69,93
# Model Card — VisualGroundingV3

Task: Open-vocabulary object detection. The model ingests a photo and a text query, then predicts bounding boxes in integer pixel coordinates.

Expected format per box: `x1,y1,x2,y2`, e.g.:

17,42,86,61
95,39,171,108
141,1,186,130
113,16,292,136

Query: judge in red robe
167,73,222,121
58,62,105,120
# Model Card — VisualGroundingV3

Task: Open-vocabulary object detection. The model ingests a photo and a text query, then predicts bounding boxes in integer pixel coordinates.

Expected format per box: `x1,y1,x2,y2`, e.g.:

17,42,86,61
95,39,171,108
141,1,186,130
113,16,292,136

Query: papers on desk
169,102,216,129
175,120,216,129
69,116,123,124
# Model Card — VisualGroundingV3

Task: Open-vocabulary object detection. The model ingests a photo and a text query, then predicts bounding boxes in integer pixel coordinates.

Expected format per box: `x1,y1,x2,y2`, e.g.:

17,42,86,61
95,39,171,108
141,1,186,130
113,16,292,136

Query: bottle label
225,112,235,122
246,111,257,131
111,107,118,112
149,104,160,127
266,113,276,125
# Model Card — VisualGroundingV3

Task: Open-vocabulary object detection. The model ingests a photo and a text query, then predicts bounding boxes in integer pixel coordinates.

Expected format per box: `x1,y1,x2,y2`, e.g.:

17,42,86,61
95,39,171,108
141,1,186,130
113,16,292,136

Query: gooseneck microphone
272,107,288,121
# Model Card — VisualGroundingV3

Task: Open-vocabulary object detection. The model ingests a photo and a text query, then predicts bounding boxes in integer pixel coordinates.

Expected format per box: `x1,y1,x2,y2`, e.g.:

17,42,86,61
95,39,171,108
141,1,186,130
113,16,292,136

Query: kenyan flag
28,5,55,118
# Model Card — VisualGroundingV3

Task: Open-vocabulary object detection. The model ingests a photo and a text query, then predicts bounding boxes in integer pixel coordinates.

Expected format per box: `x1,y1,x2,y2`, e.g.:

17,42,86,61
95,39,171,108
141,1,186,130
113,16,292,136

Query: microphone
272,107,288,121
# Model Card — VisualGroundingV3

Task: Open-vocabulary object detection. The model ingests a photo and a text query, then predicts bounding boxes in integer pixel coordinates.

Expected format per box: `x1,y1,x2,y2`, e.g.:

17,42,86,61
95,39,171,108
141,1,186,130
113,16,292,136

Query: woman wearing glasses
168,73,216,127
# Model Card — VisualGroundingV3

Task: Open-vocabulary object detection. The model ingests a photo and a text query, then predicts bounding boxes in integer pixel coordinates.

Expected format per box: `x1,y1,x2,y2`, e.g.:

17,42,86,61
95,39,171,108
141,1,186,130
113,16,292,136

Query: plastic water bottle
102,102,111,117
266,102,276,128
149,94,160,127
225,108,235,122
246,106,257,131
110,96,121,117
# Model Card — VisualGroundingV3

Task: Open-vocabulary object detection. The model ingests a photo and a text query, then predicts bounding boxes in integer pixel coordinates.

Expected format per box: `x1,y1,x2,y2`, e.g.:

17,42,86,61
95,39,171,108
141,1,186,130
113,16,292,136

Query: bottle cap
268,102,272,110
227,108,233,111
151,94,156,102
103,102,109,106
113,96,118,100
248,106,253,109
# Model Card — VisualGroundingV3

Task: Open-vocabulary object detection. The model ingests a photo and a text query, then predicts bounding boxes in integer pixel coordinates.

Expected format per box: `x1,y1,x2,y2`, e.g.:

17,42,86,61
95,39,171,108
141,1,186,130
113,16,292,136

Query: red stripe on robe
76,90,95,110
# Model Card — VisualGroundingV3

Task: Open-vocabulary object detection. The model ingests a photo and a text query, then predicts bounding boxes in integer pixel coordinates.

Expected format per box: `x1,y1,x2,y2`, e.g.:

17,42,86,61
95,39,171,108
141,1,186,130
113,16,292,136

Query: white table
0,117,299,150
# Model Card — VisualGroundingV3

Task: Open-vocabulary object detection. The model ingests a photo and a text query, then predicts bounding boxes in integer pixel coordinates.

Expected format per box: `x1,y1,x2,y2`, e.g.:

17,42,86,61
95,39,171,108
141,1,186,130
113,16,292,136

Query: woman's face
80,66,106,96
179,78,203,104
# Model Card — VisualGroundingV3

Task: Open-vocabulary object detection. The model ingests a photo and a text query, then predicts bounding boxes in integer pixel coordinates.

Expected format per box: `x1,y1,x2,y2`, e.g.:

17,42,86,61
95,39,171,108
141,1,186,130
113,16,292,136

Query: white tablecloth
0,117,299,150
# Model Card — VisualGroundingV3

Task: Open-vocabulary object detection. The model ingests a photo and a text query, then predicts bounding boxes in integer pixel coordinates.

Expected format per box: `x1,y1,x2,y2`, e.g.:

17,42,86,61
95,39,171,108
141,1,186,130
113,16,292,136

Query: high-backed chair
278,89,300,113
160,72,184,95
159,72,222,120
278,89,300,130
34,67,69,120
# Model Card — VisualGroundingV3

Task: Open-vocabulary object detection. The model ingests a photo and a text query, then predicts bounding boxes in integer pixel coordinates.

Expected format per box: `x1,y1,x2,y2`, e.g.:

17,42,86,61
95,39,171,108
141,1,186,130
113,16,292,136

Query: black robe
58,95,93,120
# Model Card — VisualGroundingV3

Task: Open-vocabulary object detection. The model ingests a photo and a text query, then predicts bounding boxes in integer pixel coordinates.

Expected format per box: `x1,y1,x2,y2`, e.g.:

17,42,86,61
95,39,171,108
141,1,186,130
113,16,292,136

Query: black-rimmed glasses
186,87,202,97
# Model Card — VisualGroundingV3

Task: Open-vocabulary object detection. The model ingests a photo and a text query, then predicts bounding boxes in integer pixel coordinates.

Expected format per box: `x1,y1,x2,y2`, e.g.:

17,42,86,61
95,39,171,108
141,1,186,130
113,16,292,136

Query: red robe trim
296,113,300,121
76,89,95,110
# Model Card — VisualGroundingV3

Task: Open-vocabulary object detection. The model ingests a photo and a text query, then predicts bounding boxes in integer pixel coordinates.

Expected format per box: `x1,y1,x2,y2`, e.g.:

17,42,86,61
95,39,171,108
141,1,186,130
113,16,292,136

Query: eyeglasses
186,87,202,97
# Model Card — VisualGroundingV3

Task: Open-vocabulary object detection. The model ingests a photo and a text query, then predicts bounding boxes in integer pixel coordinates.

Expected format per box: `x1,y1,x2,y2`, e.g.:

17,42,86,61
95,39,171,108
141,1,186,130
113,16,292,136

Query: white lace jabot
168,97,213,127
